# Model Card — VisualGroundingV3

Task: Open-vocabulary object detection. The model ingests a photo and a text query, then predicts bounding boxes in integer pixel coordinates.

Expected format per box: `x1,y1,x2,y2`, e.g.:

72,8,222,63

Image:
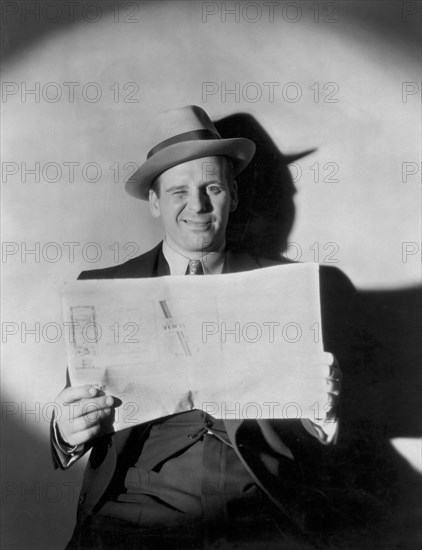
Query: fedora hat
125,105,256,200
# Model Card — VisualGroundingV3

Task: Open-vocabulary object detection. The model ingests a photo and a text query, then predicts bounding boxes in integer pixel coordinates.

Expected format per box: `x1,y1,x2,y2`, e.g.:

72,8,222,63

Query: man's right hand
54,386,114,448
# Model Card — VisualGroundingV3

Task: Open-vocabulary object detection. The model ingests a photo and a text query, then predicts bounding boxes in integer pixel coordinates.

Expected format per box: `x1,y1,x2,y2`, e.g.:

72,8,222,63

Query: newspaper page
61,263,328,431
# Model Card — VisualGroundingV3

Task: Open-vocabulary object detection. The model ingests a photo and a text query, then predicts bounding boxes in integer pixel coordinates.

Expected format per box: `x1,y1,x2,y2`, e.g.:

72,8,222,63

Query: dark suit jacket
52,242,358,537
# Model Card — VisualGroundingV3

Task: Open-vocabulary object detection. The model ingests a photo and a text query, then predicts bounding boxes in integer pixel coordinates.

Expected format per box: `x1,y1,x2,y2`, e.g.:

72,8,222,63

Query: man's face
149,156,238,256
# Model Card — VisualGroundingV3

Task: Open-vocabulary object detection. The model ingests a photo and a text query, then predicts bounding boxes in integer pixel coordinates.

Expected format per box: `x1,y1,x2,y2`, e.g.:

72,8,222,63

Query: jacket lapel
112,242,164,278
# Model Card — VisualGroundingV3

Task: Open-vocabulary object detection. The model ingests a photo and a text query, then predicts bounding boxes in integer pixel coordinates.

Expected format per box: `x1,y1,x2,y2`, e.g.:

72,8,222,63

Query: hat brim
125,137,256,200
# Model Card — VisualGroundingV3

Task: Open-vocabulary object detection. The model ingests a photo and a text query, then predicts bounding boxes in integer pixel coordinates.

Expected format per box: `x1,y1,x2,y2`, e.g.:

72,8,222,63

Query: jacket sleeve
50,368,94,470
51,411,86,470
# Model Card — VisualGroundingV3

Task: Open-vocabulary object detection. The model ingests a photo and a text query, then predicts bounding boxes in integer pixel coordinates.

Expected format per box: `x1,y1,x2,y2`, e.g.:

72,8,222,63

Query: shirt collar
162,238,226,276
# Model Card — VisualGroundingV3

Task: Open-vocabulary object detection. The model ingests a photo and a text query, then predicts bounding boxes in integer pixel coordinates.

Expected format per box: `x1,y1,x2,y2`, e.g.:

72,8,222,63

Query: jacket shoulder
77,242,162,280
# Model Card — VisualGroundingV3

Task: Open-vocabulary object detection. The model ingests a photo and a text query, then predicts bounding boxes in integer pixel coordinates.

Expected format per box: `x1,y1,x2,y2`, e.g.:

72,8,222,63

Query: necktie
186,259,204,275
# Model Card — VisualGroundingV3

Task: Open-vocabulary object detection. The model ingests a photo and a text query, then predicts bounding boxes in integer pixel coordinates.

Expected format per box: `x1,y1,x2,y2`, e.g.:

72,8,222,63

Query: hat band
147,129,220,159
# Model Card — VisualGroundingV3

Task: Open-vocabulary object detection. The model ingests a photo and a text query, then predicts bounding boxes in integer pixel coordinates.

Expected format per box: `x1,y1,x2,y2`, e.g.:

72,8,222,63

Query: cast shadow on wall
216,112,422,546
216,112,311,258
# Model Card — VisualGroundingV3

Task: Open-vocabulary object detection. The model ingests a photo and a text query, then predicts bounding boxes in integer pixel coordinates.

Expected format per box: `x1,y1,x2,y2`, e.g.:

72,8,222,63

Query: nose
187,189,209,213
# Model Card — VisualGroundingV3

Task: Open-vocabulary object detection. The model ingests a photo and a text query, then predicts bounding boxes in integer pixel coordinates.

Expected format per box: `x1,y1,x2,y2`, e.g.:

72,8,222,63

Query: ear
149,188,161,218
229,180,238,212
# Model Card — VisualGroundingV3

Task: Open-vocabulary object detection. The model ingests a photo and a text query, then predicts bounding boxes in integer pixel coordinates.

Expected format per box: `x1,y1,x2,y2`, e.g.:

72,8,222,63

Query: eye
206,185,223,194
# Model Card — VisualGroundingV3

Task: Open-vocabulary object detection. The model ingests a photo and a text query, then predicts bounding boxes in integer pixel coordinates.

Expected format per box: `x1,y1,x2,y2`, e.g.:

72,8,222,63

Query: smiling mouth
183,220,212,229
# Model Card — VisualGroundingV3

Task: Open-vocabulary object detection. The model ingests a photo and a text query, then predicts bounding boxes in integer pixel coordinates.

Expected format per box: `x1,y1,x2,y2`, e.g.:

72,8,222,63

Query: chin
188,236,219,254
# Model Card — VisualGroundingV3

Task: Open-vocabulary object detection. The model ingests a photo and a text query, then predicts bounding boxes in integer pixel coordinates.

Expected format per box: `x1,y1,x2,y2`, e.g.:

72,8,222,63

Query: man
52,105,353,549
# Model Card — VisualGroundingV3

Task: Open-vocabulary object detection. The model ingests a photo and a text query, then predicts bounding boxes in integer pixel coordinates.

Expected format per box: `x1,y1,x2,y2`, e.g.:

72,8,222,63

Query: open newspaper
61,263,329,431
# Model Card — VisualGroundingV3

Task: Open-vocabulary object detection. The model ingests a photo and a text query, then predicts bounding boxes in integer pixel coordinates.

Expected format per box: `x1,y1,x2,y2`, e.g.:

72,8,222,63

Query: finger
66,424,103,446
320,363,342,382
69,395,115,421
325,392,340,406
328,358,342,381
322,352,341,373
330,365,342,381
321,364,341,380
322,352,335,365
325,379,341,395
63,406,112,434
80,406,113,427
58,385,98,405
